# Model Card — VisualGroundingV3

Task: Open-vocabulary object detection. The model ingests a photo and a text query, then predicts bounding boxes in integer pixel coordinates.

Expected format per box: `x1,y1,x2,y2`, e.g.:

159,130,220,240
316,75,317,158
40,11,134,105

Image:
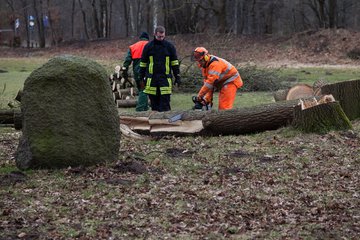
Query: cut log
320,79,360,120
117,99,137,108
119,88,138,96
120,100,299,135
0,110,15,124
273,89,289,102
202,101,297,135
286,84,314,100
292,102,352,133
0,109,22,129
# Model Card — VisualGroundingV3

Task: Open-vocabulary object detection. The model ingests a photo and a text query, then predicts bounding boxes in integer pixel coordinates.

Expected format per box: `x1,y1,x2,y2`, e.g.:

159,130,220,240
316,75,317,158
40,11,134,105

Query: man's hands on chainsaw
192,96,212,110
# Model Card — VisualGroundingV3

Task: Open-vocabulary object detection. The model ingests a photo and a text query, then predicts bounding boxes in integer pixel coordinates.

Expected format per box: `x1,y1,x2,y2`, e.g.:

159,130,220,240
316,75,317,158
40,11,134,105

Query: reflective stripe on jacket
198,55,243,99
139,38,180,95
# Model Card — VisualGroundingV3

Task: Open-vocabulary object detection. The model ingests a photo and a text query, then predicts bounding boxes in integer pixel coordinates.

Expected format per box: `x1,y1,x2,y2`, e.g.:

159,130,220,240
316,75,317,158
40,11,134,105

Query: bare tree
78,0,90,39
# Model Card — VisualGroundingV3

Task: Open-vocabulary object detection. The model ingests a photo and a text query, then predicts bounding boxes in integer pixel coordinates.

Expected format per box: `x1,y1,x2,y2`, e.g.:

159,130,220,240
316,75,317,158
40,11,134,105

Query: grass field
1,57,360,109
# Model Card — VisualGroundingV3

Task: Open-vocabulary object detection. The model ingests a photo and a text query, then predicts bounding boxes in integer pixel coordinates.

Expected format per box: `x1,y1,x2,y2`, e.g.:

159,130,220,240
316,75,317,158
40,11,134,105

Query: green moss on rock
16,55,120,169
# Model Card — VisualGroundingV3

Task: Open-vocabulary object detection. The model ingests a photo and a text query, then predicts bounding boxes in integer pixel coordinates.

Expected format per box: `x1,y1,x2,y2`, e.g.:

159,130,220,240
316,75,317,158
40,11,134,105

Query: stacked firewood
109,65,138,108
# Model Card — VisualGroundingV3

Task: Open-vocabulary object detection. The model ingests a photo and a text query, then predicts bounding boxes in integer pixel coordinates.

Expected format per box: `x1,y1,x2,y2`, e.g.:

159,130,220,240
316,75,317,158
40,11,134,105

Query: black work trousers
149,88,171,112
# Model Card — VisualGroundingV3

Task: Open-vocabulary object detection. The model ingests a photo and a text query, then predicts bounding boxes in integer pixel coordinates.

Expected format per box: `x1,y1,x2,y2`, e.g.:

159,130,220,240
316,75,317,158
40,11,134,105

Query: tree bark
78,0,90,39
320,79,360,120
33,0,46,48
292,102,352,133
117,99,137,108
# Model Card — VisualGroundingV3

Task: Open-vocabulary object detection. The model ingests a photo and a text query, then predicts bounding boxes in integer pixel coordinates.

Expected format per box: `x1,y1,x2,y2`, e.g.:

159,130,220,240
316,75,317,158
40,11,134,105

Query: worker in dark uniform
139,26,181,112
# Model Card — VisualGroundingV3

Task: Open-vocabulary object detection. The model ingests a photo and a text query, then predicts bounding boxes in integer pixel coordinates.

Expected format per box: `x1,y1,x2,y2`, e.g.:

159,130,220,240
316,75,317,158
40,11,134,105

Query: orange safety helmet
193,47,210,62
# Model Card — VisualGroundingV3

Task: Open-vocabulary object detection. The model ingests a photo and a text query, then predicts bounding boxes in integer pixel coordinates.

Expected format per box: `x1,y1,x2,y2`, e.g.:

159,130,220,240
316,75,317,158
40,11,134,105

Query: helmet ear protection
193,47,209,62
204,54,210,62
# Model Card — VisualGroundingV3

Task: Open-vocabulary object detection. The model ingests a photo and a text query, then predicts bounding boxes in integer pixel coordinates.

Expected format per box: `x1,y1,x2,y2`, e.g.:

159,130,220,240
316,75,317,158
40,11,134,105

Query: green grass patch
279,67,360,86
1,57,360,111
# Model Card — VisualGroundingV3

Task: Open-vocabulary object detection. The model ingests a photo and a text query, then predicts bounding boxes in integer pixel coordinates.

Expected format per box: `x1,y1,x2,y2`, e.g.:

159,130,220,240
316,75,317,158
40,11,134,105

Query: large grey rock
16,55,120,169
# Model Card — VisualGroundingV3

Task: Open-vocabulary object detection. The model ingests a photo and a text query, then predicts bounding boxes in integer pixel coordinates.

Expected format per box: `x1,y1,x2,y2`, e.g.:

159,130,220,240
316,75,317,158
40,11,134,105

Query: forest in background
1,0,360,48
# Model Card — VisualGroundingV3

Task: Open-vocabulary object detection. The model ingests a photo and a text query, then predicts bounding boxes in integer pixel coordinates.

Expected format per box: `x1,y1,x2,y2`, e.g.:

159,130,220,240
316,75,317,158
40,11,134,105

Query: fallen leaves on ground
0,121,359,239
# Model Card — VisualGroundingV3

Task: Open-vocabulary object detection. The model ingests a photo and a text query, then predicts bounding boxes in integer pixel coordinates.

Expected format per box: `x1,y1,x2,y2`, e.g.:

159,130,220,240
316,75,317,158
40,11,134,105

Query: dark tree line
0,0,360,47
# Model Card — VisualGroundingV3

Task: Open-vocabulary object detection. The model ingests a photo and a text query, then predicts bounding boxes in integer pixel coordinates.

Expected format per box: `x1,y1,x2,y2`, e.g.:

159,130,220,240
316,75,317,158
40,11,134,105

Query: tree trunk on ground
286,84,314,100
202,101,297,135
273,89,288,101
292,102,352,133
320,79,360,120
120,100,300,135
0,109,21,127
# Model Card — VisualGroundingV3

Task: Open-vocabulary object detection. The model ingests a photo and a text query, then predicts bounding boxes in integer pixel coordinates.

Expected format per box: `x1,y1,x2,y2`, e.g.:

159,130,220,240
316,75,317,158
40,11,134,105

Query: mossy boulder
16,55,120,169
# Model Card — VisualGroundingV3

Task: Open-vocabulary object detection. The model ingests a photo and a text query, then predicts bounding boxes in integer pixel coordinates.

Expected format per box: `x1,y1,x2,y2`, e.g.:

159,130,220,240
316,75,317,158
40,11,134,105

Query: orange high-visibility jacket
129,40,148,59
198,55,243,101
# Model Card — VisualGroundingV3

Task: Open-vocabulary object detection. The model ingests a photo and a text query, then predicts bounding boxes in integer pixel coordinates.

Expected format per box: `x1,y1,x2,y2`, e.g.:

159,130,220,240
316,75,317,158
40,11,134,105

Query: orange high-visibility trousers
218,82,238,110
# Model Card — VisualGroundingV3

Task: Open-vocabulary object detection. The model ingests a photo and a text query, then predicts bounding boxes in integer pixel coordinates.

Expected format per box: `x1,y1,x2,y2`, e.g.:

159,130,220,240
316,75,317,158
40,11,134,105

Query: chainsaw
192,96,212,111
168,96,212,123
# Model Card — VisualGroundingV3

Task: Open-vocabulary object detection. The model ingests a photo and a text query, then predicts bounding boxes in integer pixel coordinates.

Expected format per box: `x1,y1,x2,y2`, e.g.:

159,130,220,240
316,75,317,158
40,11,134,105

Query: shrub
347,48,360,60
238,65,285,92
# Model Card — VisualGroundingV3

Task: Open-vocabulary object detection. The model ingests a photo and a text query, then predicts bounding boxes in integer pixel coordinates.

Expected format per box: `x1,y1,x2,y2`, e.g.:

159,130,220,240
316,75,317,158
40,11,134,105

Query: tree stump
292,102,352,133
320,79,360,120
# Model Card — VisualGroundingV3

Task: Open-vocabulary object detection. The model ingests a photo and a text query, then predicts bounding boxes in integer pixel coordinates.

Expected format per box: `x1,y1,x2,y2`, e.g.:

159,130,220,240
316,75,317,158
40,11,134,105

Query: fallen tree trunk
286,84,314,100
202,101,297,135
120,100,300,135
320,79,360,120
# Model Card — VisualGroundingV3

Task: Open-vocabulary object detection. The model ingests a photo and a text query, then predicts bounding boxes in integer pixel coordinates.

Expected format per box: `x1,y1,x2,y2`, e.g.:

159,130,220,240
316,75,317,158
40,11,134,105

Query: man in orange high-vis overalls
192,47,243,110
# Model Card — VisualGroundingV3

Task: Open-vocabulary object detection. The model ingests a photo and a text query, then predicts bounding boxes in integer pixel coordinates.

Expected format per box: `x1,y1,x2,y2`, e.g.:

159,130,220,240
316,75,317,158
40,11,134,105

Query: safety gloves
174,75,181,87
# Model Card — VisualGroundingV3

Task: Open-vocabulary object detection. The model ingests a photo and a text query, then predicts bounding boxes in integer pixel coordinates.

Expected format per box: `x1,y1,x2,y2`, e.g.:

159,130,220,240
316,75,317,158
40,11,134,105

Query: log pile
109,65,138,108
